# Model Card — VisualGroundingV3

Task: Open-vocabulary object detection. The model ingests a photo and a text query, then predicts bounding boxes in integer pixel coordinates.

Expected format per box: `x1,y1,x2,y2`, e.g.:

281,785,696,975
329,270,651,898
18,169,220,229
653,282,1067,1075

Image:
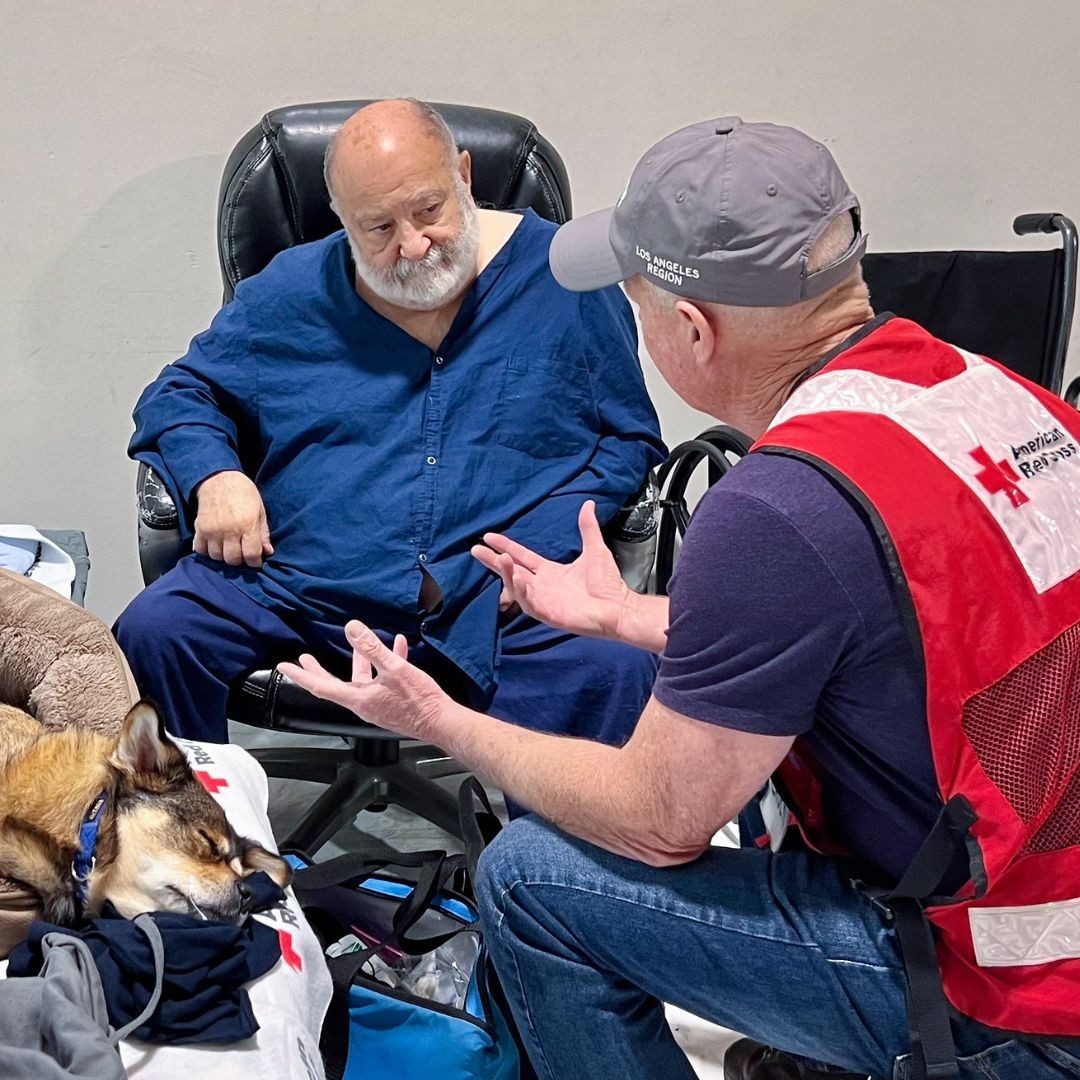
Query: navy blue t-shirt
654,451,940,881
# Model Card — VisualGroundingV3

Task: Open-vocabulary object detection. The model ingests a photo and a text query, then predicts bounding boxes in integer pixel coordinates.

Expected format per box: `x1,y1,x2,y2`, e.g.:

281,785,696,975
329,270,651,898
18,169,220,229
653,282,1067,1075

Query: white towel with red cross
118,739,330,1080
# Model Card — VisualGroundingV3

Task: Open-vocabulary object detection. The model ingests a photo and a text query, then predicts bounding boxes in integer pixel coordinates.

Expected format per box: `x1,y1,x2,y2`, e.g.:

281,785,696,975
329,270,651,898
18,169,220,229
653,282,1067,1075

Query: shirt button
418,553,427,563
426,455,437,465
435,356,445,366
420,620,429,632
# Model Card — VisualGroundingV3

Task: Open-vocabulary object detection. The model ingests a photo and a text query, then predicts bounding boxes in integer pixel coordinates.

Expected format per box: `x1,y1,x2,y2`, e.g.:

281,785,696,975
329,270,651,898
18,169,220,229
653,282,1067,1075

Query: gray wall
3,0,1078,622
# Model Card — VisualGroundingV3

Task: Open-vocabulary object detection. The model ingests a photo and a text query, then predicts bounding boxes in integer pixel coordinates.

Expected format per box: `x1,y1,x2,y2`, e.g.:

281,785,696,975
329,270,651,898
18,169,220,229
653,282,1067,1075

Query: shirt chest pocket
496,353,596,458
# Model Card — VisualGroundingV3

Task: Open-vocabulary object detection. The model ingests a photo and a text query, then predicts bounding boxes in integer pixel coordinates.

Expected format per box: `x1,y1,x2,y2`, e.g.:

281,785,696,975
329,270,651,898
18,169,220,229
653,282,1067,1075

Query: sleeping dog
0,699,290,925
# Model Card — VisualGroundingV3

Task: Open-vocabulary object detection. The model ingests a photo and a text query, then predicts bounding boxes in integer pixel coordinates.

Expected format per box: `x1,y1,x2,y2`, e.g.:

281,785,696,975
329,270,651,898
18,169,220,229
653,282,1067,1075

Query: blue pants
475,816,1080,1080
113,556,657,745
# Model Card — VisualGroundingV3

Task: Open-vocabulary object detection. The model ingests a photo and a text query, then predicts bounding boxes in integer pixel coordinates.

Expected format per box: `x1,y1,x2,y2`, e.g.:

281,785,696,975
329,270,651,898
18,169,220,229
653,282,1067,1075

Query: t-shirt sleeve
654,480,864,736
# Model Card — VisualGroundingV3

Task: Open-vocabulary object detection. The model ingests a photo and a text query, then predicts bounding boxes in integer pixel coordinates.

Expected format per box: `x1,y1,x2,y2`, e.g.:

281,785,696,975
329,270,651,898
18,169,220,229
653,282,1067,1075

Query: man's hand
193,471,274,567
277,622,451,742
471,500,632,640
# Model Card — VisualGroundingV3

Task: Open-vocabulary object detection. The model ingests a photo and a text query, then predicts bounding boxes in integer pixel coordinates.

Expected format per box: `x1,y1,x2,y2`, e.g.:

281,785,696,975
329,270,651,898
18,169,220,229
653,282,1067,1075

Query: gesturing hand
276,622,451,743
193,471,274,567
471,500,631,640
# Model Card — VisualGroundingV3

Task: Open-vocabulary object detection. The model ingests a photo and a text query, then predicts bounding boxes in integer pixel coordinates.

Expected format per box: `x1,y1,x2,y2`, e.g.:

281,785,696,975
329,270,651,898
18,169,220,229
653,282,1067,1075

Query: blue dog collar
71,789,109,913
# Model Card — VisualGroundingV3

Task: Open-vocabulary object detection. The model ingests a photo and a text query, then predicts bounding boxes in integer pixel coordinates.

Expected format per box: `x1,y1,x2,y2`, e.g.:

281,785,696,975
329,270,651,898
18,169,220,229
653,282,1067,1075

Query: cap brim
548,207,625,292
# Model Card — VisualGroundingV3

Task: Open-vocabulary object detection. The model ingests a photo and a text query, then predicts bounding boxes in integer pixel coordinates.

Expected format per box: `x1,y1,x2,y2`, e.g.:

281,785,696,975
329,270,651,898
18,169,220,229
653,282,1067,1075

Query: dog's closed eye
197,830,228,860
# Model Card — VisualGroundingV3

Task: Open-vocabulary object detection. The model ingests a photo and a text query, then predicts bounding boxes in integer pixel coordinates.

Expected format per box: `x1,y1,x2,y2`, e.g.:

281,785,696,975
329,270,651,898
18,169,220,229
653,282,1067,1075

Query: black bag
290,779,528,1080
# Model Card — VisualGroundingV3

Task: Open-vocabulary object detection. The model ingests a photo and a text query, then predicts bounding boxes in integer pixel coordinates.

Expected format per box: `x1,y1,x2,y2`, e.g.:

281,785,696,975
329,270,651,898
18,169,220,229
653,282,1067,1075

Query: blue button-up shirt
130,210,665,695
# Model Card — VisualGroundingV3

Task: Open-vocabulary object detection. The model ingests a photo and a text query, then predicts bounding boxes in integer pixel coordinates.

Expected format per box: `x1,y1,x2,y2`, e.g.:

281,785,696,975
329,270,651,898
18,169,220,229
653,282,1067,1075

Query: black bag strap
291,843,446,893
458,776,502,881
391,853,474,954
880,796,978,1080
317,780,505,1080
321,948,370,1080
312,850,472,1080
295,843,470,953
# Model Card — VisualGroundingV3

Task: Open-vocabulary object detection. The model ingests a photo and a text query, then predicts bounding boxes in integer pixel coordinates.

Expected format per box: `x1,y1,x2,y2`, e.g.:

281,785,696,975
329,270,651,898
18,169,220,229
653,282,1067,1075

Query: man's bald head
324,98,459,209
324,98,480,312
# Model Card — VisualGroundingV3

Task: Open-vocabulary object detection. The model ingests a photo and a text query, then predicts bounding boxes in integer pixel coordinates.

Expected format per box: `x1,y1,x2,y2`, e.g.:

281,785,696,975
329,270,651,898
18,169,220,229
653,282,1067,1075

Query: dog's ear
111,700,187,777
239,840,292,888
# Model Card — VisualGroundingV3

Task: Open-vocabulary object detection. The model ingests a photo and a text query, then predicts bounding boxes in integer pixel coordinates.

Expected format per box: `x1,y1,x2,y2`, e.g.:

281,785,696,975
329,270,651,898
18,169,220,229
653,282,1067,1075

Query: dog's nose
237,879,254,914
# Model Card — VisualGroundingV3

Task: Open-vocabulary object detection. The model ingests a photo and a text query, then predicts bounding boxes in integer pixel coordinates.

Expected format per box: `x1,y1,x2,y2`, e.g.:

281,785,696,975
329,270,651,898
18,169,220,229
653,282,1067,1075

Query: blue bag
291,779,521,1080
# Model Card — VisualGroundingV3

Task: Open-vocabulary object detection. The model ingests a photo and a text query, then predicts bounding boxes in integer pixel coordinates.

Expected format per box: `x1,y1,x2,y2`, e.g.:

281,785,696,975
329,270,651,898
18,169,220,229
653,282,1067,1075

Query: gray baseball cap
549,117,865,307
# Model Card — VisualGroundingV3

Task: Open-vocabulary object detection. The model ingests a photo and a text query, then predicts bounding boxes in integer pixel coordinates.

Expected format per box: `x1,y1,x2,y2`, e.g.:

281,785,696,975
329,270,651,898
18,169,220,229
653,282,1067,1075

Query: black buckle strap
880,796,978,1080
889,897,958,1080
890,797,977,904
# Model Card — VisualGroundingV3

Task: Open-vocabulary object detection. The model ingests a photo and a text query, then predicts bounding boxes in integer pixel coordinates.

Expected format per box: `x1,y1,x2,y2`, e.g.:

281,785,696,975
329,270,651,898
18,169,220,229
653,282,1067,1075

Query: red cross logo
194,771,229,794
278,929,303,971
970,446,1029,508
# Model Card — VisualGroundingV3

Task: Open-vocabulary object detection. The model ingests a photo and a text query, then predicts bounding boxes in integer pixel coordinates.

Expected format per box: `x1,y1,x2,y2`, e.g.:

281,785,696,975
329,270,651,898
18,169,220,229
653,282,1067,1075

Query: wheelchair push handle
1014,213,1065,236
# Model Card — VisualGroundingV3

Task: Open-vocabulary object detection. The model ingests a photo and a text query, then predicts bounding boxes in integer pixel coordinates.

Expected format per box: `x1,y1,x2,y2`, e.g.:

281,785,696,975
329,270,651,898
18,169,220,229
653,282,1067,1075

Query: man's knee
114,579,181,659
475,815,569,921
113,567,219,671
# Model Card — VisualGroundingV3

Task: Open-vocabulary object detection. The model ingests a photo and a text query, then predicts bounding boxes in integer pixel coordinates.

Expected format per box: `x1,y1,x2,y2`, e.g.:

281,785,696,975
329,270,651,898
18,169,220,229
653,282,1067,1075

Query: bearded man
115,98,664,744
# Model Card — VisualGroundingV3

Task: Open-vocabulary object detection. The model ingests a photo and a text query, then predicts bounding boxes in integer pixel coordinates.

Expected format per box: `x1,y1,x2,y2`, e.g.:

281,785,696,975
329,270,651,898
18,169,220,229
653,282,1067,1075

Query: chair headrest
216,100,573,299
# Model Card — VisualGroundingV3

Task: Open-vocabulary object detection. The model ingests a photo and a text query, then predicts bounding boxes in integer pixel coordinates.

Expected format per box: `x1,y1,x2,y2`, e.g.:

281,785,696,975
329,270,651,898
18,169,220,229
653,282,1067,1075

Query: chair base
249,741,466,854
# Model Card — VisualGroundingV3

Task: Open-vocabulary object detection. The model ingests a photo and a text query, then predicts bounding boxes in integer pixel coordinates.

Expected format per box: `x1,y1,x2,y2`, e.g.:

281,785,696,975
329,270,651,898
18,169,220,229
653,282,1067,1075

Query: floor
232,721,740,1078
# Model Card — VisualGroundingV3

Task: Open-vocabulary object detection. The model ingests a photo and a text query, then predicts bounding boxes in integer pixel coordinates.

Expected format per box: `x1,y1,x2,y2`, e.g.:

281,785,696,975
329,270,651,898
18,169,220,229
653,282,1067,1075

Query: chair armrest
604,472,660,595
136,463,188,586
229,668,400,740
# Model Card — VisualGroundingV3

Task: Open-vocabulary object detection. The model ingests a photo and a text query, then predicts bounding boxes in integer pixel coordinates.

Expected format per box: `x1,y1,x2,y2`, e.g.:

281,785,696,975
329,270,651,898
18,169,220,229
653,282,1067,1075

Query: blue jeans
475,816,1080,1080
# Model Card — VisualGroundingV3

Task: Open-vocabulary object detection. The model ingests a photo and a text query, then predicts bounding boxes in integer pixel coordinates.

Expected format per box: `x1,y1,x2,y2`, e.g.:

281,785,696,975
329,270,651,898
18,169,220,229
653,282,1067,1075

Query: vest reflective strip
970,898,1080,968
769,349,978,430
769,348,1080,593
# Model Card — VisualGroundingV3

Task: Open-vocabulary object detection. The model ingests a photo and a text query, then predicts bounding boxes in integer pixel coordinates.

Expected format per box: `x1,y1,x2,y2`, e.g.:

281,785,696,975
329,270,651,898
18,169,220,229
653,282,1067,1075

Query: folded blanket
9,875,285,1046
0,527,76,597
0,539,38,577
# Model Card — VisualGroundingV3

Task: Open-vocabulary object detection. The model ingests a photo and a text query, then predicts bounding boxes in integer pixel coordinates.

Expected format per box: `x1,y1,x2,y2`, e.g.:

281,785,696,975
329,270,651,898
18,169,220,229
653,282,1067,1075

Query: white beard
351,186,481,312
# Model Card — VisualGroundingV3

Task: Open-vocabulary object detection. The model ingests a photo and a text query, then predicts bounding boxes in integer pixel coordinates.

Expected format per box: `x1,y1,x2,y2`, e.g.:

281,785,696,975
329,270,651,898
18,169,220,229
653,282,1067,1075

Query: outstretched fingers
277,654,353,706
345,620,390,659
578,499,606,551
351,643,372,684
345,621,413,678
472,545,517,589
479,532,545,572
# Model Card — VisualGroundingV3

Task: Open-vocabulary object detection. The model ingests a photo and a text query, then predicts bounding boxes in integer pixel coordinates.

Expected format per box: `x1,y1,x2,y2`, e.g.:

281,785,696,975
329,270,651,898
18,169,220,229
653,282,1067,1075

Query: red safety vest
754,316,1080,1038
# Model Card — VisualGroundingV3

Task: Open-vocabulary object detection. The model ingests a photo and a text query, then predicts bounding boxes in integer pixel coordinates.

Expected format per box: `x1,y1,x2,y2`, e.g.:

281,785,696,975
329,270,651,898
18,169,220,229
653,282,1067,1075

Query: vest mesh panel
962,621,1080,853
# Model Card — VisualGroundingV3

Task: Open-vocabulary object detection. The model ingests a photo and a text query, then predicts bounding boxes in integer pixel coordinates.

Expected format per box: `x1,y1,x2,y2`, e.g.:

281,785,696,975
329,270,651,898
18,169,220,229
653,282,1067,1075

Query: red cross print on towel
970,446,1029,508
279,930,303,971
194,771,229,795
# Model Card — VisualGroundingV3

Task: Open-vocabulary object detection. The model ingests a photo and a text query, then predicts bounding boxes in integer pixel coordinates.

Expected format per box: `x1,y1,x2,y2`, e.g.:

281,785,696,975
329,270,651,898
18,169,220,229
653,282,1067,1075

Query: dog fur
0,699,290,925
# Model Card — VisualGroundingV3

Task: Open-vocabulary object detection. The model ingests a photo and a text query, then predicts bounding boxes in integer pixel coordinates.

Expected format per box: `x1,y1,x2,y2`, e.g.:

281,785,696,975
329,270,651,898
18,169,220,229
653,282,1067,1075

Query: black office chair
136,101,656,854
653,213,1079,593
